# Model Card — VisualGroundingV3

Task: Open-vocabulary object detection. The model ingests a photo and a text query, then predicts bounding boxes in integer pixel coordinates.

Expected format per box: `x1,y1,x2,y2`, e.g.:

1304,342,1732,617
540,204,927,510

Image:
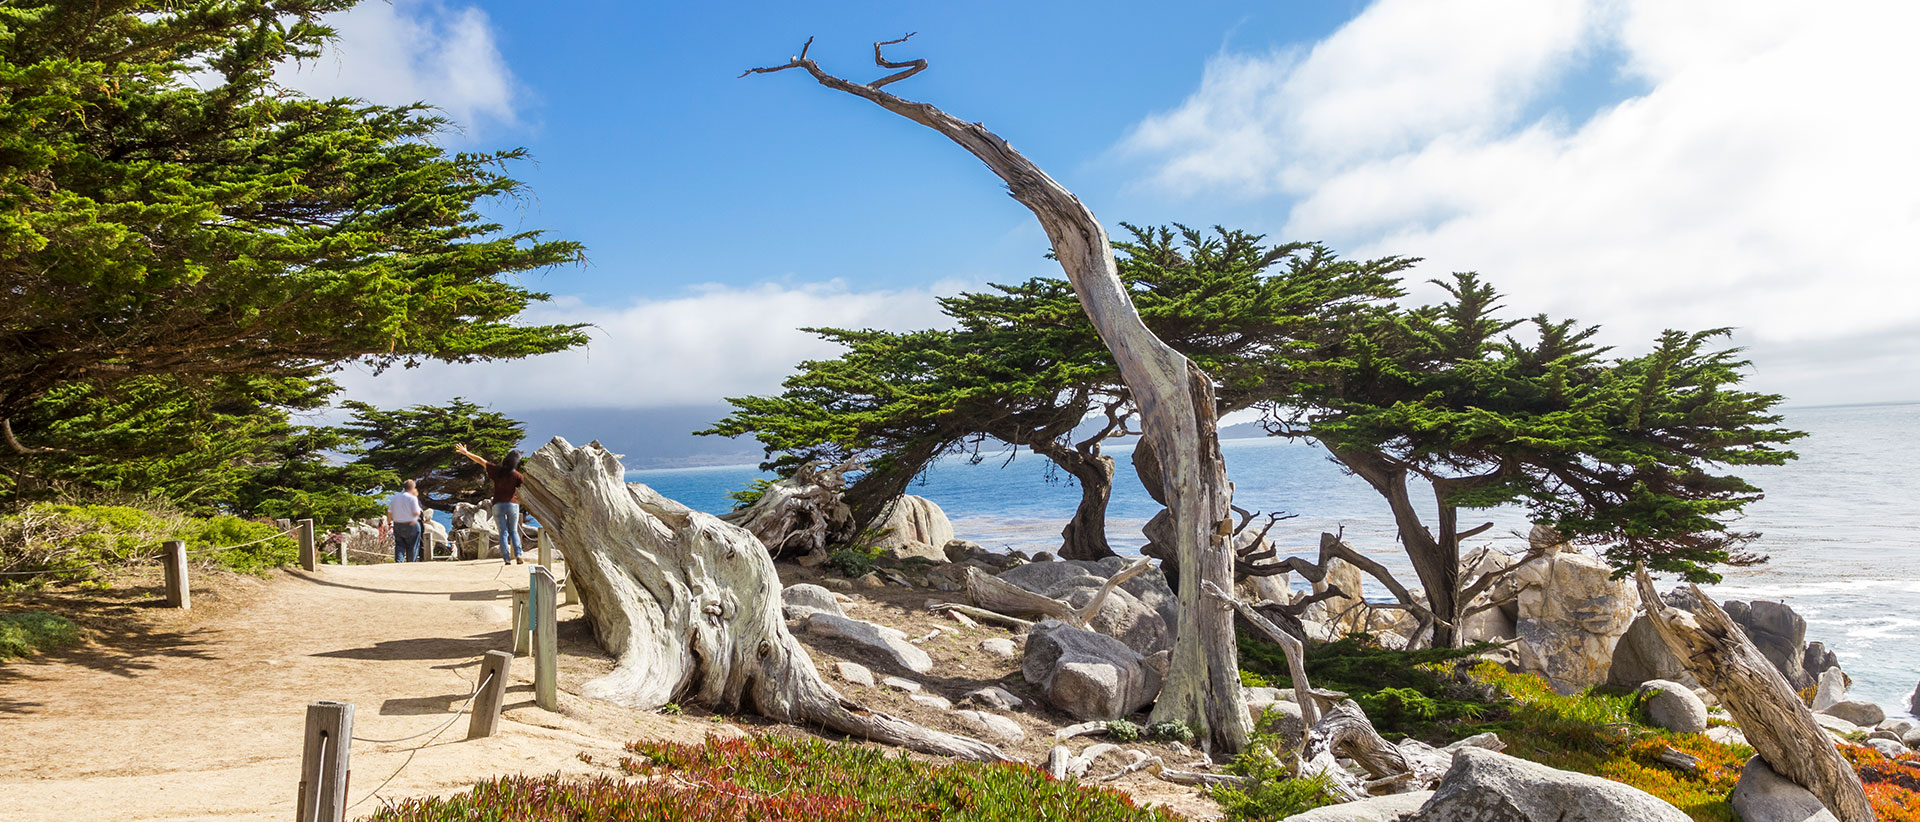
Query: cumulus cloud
1121,0,1920,404
277,0,519,133
329,281,967,413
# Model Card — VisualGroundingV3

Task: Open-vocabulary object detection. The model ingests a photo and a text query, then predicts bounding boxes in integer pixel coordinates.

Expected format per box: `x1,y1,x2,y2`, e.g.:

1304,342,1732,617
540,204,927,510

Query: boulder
1409,747,1690,821
1721,599,1812,689
802,613,933,674
996,557,1178,654
952,709,1024,744
1813,712,1862,736
1511,546,1639,695
911,693,953,710
1021,619,1161,720
782,583,847,620
1803,641,1841,680
963,686,1023,711
1636,679,1708,733
1904,726,1920,750
835,661,873,686
979,637,1018,660
1822,700,1886,728
880,676,921,693
1706,725,1750,748
869,495,954,563
1283,791,1433,822
1911,680,1919,716
1301,556,1369,636
1608,614,1698,689
1252,700,1307,751
1730,756,1839,822
1879,716,1919,739
1868,738,1907,758
1459,547,1520,644
1812,667,1847,711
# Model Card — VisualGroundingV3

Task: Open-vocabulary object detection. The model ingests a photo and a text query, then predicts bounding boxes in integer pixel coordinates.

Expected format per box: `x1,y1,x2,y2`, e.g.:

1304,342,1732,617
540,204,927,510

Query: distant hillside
511,406,765,470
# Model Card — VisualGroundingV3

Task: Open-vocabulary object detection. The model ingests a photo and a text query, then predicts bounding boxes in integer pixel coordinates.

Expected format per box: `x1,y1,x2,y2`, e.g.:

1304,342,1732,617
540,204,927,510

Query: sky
291,0,1920,425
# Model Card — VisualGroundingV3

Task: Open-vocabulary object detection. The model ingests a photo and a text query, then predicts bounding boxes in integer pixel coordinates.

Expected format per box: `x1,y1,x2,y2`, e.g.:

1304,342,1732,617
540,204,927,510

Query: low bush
1841,744,1920,820
366,735,1180,822
0,501,297,586
0,611,82,659
1236,633,1502,739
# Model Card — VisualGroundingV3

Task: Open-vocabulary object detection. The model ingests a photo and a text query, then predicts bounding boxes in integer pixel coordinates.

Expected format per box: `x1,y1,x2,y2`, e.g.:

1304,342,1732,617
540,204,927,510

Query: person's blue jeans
392,521,421,563
492,502,523,561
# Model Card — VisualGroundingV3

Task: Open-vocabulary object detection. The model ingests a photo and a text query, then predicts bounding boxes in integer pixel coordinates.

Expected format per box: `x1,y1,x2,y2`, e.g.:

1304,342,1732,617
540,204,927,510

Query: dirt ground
0,557,1221,821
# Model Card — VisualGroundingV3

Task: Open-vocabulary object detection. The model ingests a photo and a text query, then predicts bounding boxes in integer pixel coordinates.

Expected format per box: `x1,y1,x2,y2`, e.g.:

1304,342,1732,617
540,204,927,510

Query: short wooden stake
336,531,349,566
275,517,293,532
161,540,189,609
509,590,530,656
296,700,353,822
537,532,552,569
297,519,317,571
468,650,514,739
530,566,559,711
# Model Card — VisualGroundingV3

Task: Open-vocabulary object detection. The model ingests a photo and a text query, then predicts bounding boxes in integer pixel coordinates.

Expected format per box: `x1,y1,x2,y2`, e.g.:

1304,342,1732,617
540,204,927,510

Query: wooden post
295,700,353,822
298,519,317,571
336,531,348,566
510,590,530,656
468,650,514,739
161,540,190,609
536,529,552,569
275,517,293,532
530,566,559,711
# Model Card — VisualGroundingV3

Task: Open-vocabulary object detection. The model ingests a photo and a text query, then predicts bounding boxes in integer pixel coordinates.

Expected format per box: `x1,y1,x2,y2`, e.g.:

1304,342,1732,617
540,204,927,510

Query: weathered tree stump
517,437,1008,761
719,460,858,562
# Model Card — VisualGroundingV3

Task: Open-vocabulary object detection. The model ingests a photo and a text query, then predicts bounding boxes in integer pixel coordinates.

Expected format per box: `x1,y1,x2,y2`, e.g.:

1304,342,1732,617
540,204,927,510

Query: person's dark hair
501,449,523,473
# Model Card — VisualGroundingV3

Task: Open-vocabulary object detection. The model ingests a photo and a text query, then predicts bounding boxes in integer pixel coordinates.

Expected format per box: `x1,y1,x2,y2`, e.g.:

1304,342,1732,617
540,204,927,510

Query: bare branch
739,37,815,77
1458,521,1495,539
2,419,63,455
868,32,927,89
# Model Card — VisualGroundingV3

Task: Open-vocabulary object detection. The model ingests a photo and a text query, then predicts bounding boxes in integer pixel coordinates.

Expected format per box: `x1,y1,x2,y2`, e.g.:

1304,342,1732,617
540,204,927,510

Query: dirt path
0,559,719,821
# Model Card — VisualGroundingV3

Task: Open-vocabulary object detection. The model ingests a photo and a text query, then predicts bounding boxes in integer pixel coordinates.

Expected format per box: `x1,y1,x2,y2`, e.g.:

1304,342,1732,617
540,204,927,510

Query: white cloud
277,0,519,133
329,281,968,412
1121,0,1920,404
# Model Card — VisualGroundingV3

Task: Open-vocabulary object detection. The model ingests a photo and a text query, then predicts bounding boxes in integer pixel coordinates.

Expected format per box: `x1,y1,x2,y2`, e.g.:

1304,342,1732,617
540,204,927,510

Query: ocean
630,402,1920,717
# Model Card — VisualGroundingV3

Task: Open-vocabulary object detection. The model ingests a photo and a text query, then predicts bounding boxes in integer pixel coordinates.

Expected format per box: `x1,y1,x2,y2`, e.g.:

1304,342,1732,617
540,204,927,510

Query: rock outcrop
1608,614,1698,689
1409,747,1690,821
1812,667,1847,711
1721,599,1814,690
1301,557,1368,636
1821,700,1885,728
1285,791,1432,822
1458,547,1519,644
1511,546,1638,695
802,612,933,674
996,557,1178,654
1730,756,1840,822
869,495,954,563
1021,619,1161,720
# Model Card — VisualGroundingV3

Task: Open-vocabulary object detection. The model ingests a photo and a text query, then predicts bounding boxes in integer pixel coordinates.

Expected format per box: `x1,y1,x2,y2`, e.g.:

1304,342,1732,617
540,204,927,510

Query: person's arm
453,443,490,467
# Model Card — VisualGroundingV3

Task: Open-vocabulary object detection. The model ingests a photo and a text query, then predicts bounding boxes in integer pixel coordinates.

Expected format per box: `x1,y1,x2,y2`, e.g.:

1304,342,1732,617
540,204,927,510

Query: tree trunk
517,436,1010,762
748,39,1248,752
718,460,857,562
1633,567,1871,822
1324,444,1459,648
1031,440,1117,561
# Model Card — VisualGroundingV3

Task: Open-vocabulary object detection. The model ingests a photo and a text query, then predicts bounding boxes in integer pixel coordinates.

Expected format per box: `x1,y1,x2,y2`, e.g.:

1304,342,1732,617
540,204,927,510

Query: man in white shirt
385,479,426,563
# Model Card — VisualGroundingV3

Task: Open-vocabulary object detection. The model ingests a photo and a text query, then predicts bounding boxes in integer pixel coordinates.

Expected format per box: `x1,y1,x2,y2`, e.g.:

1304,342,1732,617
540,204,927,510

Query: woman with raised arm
454,444,526,565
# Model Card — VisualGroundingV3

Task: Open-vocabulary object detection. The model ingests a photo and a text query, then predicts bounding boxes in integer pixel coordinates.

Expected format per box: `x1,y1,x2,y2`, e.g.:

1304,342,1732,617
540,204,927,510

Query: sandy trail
0,559,718,821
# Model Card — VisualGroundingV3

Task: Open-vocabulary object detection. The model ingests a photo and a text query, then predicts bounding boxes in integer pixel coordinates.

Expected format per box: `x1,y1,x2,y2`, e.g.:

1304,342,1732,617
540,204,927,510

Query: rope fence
0,525,300,577
341,663,501,812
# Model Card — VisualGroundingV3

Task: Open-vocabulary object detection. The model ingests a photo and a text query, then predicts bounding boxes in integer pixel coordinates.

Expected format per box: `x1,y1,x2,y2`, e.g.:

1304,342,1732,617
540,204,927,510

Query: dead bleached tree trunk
518,437,1009,762
1633,567,1870,822
745,34,1249,754
719,459,858,563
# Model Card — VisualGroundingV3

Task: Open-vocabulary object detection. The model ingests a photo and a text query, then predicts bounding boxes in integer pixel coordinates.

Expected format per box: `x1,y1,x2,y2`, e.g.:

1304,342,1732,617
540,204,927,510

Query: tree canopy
0,0,585,454
339,399,526,513
1268,273,1802,645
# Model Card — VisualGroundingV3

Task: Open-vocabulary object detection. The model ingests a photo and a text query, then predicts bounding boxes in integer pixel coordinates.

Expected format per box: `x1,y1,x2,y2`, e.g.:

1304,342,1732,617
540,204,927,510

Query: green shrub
1147,720,1195,744
825,546,884,578
365,735,1181,821
1211,728,1340,822
1105,719,1142,742
0,501,298,585
1237,633,1503,740
0,611,82,659
727,478,777,510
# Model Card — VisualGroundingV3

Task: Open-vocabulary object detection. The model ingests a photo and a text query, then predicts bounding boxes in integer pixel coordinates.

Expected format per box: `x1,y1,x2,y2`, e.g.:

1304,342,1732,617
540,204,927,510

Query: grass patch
1237,633,1503,741
365,735,1180,822
0,611,82,660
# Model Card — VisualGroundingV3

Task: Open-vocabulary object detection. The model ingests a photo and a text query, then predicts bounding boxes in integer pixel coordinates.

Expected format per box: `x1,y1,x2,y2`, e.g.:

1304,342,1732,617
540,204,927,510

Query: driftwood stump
1633,567,1870,821
517,437,1009,761
719,460,857,562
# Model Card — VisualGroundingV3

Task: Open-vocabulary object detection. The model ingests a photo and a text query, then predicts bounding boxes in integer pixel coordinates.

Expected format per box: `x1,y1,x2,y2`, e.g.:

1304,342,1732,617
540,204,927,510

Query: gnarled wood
518,437,1009,761
747,36,1247,751
1633,567,1870,822
719,460,858,561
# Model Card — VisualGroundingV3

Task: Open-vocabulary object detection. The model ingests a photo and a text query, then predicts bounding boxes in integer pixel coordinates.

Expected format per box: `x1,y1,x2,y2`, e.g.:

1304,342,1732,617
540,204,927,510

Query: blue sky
291,0,1920,417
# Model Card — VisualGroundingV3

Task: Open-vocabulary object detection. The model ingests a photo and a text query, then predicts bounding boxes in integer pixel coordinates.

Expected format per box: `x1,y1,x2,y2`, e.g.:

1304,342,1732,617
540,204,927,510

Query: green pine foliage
338,399,525,511
0,0,582,504
0,501,297,585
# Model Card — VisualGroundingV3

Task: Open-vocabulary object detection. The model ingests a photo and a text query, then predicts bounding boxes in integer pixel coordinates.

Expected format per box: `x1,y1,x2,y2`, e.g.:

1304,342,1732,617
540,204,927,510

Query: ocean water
631,402,1920,717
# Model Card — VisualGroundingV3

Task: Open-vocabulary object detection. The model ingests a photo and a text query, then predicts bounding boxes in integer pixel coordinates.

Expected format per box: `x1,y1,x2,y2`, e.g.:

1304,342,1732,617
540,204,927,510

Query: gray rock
1812,667,1847,711
1032,551,1055,562
803,613,933,673
1868,738,1908,758
880,676,921,693
943,539,989,563
996,558,1180,654
1911,680,1920,716
1731,756,1839,822
979,637,1018,660
1510,548,1639,695
1252,700,1307,751
952,709,1025,744
1812,712,1862,736
1283,791,1432,821
1409,747,1690,821
1021,619,1162,720
854,572,886,589
783,583,846,620
1903,725,1920,749
1608,614,1698,689
869,495,954,563
1881,716,1920,738
1445,732,1507,752
835,661,874,686
1803,641,1840,679
1822,700,1885,728
1706,725,1749,748
1636,679,1708,733
963,686,1024,711
910,693,953,711
1721,599,1812,689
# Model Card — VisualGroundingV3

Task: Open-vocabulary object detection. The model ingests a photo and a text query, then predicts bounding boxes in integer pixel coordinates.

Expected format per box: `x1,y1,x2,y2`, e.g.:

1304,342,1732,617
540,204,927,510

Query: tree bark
517,436,1010,762
1633,567,1871,822
718,460,857,561
747,37,1248,753
1030,439,1117,561
1324,444,1459,647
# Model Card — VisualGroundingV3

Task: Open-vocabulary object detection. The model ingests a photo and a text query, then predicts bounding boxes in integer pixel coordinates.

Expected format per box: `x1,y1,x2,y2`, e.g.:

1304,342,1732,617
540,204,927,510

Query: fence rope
344,660,497,811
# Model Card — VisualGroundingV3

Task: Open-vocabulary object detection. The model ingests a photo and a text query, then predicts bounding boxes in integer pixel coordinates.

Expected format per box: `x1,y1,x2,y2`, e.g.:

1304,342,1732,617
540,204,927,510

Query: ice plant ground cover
363,735,1184,822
